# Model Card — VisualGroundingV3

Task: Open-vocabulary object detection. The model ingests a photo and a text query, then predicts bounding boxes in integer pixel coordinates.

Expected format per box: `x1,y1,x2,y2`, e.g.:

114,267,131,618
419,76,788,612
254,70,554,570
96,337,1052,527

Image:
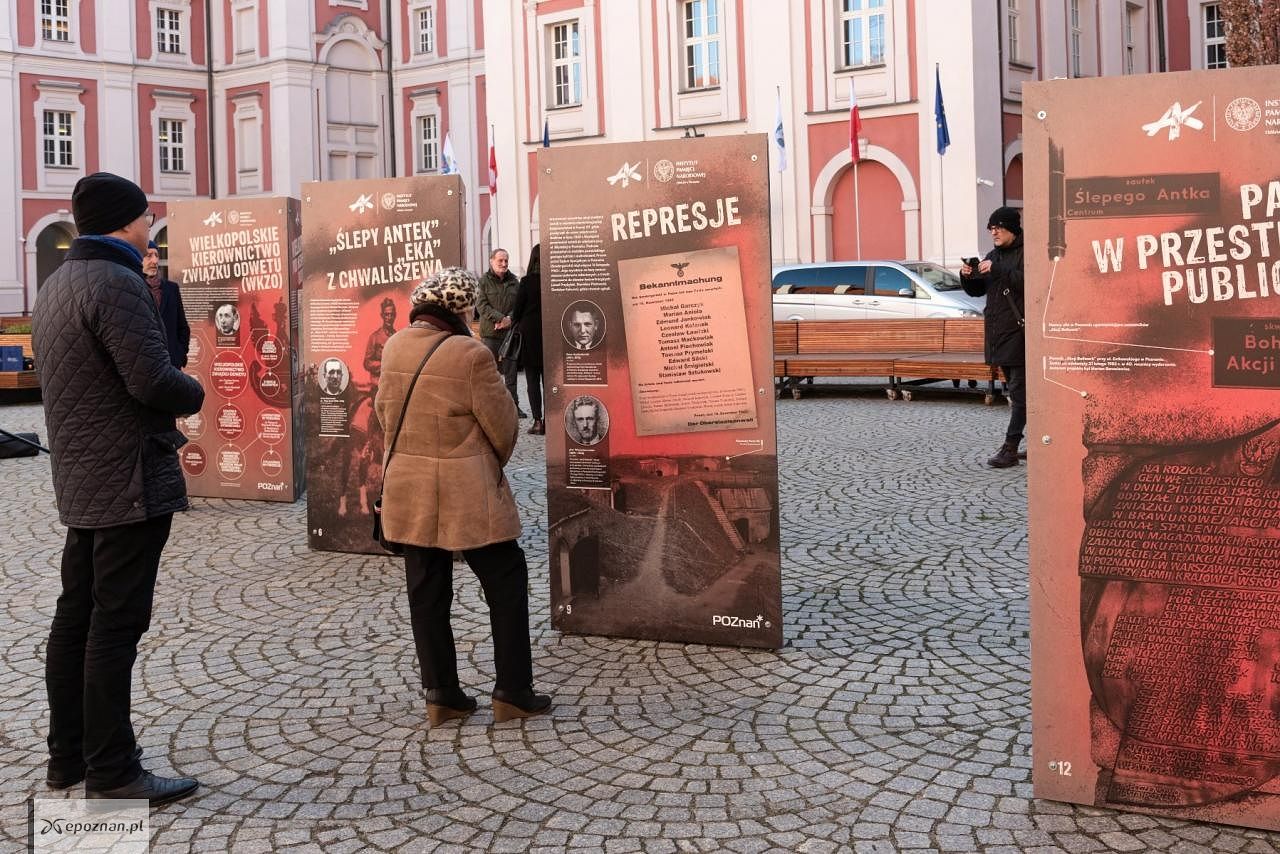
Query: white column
447,64,479,268
0,56,23,311
267,0,313,62
96,0,135,65
916,2,991,267
0,0,15,52
99,68,141,179
270,63,319,198
486,2,522,270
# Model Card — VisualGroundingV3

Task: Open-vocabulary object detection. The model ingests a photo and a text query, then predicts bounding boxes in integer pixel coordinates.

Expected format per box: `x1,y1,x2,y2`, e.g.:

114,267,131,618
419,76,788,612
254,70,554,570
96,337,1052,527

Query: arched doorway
153,225,169,280
36,222,76,291
831,160,905,260
1005,154,1024,205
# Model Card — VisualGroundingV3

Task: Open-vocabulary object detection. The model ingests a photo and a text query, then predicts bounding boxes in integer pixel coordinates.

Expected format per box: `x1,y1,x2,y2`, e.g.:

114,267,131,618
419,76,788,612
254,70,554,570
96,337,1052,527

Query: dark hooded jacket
960,236,1025,366
33,238,205,528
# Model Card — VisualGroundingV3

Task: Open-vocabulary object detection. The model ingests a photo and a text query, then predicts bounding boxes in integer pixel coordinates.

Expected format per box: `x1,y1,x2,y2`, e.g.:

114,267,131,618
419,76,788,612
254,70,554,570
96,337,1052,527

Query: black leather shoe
425,687,477,726
86,771,199,807
491,688,552,722
517,409,529,419
47,747,143,790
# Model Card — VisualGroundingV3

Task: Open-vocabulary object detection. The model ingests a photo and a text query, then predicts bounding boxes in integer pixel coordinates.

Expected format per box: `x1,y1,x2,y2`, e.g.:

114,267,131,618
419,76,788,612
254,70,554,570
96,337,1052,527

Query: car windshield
904,263,963,291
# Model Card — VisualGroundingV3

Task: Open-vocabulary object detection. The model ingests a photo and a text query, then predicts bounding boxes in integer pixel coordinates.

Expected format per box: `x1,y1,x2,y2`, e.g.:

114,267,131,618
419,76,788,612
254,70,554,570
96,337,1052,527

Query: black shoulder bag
372,334,451,554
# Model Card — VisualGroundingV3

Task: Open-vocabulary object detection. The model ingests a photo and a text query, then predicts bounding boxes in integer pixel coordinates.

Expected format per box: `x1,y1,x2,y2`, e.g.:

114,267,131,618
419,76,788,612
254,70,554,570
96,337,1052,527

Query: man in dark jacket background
475,248,527,417
960,206,1026,468
33,172,206,806
142,240,191,367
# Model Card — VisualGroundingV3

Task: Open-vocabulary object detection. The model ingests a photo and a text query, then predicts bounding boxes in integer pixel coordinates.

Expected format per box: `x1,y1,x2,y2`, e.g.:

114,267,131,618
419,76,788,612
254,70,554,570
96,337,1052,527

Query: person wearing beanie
960,206,1026,468
374,267,552,726
142,240,191,368
32,172,205,806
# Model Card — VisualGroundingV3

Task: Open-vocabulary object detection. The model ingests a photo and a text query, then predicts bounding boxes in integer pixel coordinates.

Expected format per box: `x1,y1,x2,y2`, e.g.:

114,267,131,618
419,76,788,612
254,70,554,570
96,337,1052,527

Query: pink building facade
0,0,492,314
0,1,1237,314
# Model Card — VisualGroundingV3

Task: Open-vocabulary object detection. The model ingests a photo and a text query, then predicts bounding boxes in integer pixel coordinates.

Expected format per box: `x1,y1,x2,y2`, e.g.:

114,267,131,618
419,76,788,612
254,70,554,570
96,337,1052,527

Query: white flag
440,132,459,175
773,90,787,172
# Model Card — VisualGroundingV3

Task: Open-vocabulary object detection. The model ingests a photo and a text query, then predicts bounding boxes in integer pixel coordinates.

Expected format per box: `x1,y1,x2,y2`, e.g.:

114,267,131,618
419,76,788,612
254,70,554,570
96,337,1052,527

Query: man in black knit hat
33,172,205,805
960,206,1026,468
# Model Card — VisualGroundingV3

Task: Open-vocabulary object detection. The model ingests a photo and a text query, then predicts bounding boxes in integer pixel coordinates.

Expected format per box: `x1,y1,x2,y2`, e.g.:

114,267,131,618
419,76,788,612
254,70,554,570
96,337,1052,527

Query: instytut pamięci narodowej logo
1141,101,1204,141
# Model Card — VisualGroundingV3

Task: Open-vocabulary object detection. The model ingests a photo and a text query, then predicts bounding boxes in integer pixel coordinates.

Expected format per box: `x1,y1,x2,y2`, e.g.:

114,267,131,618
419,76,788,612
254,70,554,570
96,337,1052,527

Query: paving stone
0,392,1273,851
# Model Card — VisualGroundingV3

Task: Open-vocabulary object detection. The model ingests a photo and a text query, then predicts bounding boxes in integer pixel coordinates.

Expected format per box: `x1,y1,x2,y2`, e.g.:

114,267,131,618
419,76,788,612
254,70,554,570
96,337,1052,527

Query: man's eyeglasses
145,212,156,227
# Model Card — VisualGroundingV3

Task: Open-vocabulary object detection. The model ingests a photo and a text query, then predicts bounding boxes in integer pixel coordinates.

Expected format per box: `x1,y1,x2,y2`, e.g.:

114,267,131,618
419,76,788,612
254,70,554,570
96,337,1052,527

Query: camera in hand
964,256,981,269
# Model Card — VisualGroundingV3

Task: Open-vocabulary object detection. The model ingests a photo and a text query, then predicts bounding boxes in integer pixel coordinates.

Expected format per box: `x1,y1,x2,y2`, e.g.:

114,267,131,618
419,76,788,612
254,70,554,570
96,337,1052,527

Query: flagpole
776,84,786,264
939,153,946,267
490,123,497,249
853,160,862,259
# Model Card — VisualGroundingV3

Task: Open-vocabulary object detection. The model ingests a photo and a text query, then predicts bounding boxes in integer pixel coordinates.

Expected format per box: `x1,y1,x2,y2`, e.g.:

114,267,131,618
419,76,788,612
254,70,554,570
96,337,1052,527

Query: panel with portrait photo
564,394,609,446
562,301,605,351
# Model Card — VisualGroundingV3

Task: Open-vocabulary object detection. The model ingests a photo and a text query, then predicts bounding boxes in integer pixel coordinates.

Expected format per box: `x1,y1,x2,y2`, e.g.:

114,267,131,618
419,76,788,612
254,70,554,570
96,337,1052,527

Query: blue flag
542,117,550,148
935,66,950,156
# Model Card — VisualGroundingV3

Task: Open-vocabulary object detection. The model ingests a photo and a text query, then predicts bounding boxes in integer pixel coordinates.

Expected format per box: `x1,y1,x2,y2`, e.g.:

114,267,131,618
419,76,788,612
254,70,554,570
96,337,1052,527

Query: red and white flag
487,140,497,196
849,85,863,163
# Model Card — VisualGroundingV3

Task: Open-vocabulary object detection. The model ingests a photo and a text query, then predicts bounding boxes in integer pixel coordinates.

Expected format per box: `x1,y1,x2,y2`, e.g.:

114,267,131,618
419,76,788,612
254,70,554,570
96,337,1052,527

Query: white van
772,261,985,321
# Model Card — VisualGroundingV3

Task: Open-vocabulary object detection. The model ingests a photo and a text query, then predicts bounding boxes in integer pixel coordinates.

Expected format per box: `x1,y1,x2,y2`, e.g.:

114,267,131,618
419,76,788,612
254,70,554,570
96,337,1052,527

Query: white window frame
1070,0,1082,77
1203,3,1227,69
418,113,439,172
231,92,263,194
1007,0,1020,64
158,119,184,172
547,20,582,107
837,0,887,69
1124,3,1137,73
34,81,85,192
232,0,257,60
42,110,74,168
680,0,721,90
157,8,182,53
39,0,80,51
412,2,436,56
152,90,197,195
40,0,71,43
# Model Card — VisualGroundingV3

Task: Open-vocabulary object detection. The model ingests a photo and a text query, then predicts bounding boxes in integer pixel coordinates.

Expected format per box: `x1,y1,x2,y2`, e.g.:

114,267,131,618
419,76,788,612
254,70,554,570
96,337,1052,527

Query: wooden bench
0,333,37,390
773,318,1001,403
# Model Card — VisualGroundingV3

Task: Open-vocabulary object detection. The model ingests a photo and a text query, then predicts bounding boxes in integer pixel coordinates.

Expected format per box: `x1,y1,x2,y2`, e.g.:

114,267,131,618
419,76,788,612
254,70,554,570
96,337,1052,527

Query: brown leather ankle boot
987,442,1020,468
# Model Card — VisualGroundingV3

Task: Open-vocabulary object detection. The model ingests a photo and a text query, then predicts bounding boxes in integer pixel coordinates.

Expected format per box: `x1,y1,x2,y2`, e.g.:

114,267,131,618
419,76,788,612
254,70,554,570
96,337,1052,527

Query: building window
1006,0,1020,63
415,6,435,55
549,21,582,107
1070,0,1082,76
233,1,256,57
41,0,71,42
681,0,720,89
1125,4,1138,73
159,118,185,172
1204,3,1227,69
838,0,886,68
42,110,74,167
156,8,183,54
418,114,439,172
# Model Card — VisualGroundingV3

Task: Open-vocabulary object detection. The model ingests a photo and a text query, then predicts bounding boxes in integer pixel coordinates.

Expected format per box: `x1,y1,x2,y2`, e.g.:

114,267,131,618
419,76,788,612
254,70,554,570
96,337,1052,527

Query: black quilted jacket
33,238,205,528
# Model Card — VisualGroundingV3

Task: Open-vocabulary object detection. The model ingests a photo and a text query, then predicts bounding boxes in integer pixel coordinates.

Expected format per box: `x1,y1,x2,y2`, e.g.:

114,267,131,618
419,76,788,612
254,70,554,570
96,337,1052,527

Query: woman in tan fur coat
374,268,551,725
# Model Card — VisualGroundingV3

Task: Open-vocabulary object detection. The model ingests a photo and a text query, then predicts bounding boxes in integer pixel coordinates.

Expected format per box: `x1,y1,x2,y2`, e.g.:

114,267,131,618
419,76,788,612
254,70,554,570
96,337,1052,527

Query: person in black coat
960,206,1025,468
142,241,191,367
33,173,205,806
510,244,545,435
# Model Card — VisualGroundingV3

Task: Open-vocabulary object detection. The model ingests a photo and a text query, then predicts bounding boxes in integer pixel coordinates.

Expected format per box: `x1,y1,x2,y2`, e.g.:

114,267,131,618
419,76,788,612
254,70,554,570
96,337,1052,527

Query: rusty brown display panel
539,136,781,649
1025,67,1280,830
300,176,465,554
168,197,304,502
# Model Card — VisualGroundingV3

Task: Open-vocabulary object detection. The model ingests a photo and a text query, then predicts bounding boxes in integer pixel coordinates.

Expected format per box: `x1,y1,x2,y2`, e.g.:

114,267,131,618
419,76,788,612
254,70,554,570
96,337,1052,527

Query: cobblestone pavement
2,384,1277,853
